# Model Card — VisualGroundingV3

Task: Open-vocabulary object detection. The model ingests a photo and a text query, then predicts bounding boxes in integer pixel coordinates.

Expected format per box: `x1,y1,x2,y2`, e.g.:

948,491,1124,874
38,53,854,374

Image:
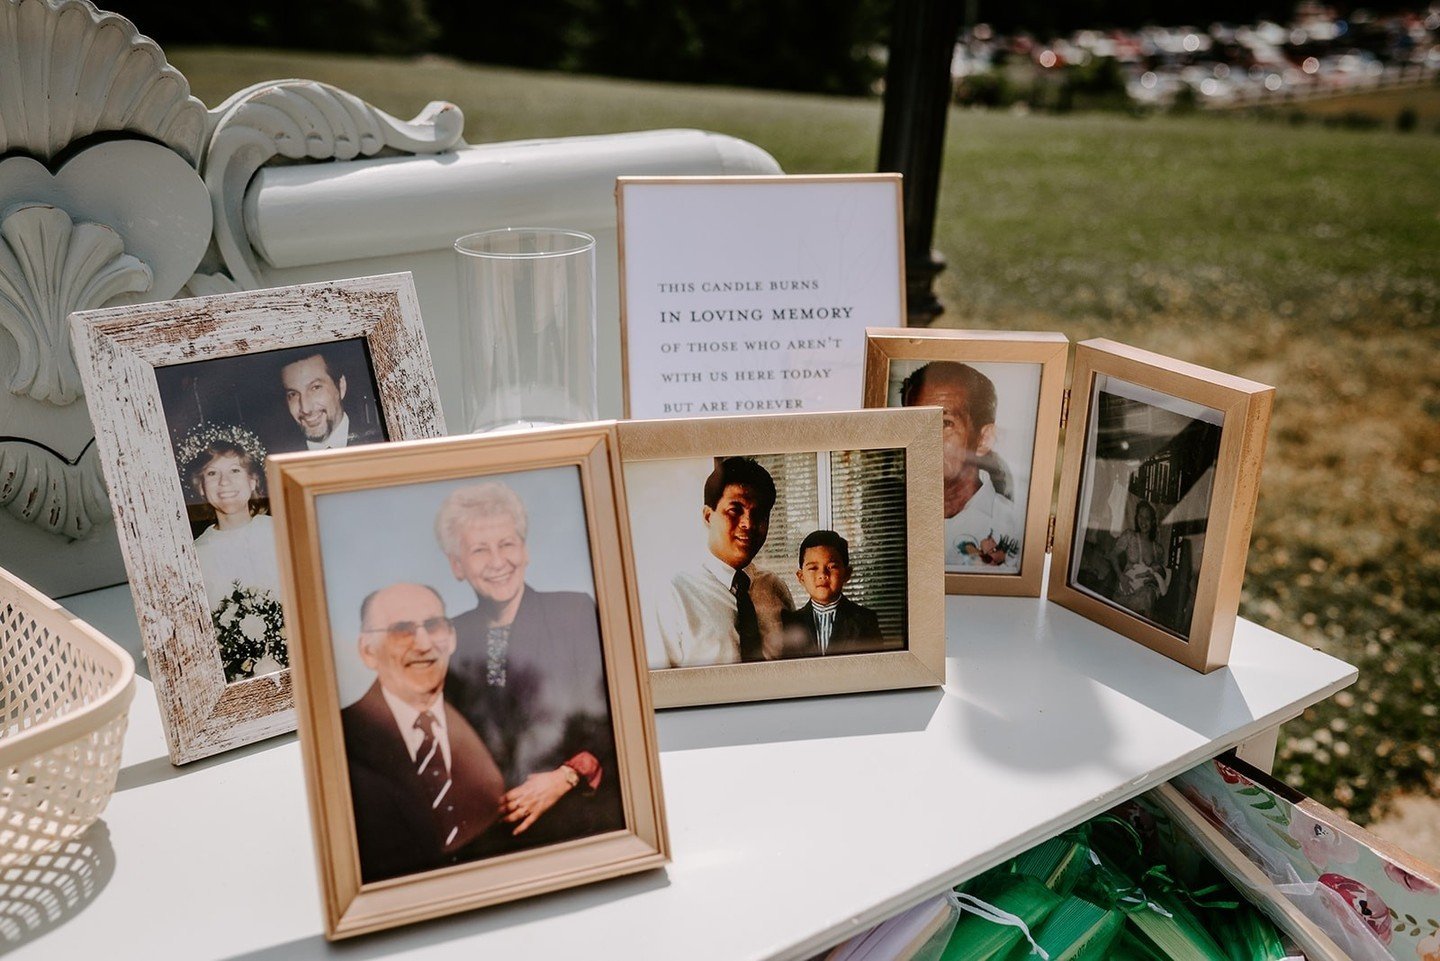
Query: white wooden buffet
5,567,1353,960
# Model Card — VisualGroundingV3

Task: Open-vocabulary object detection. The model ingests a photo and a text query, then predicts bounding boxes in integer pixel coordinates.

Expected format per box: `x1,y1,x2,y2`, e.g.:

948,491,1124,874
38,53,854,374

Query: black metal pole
877,0,964,326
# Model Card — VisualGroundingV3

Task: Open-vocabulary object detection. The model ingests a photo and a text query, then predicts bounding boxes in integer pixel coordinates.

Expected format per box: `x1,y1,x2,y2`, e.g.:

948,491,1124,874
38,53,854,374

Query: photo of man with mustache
279,347,384,451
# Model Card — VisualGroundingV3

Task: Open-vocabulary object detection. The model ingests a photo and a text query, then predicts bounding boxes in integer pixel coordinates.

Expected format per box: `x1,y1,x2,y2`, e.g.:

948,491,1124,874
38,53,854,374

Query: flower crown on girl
176,422,268,478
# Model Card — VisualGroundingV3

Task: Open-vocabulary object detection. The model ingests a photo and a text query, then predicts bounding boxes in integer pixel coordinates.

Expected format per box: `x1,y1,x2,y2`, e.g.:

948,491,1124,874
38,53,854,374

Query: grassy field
172,49,1440,824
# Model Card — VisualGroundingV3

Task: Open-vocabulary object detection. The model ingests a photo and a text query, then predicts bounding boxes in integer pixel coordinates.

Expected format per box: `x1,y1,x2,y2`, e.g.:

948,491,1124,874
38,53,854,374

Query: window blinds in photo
752,449,908,641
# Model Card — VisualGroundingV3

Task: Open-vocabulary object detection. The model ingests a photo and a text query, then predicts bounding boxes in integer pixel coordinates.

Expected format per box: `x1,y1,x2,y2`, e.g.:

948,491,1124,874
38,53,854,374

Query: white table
16,582,1354,960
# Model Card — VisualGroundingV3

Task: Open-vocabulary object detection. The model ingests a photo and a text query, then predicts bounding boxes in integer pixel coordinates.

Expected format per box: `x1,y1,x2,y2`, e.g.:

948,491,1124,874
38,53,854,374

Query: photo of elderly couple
156,339,388,683
627,450,909,669
314,467,625,884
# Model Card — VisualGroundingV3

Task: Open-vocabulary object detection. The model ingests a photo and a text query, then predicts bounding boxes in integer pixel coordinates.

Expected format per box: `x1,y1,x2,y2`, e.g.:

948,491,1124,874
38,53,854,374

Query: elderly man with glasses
341,582,504,883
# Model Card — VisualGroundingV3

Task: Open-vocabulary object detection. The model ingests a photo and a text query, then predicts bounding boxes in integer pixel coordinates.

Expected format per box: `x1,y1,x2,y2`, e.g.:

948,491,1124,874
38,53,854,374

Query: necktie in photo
415,710,461,849
814,606,836,655
731,569,762,661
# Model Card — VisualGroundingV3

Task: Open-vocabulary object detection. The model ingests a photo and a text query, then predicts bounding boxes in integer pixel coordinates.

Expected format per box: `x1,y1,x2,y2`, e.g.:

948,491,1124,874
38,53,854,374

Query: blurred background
100,0,1440,850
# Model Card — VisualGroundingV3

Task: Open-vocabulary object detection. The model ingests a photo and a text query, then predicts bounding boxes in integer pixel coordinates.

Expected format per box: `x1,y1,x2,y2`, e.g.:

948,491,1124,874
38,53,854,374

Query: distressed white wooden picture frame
70,273,445,763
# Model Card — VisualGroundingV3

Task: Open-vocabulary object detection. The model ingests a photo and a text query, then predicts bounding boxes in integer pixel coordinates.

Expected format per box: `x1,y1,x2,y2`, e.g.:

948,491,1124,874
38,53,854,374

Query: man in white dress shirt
657,457,795,667
341,582,504,882
902,362,1022,572
279,348,383,450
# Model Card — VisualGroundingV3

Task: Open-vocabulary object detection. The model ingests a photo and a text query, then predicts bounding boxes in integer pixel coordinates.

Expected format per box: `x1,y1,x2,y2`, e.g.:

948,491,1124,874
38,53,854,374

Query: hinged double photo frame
864,328,1274,673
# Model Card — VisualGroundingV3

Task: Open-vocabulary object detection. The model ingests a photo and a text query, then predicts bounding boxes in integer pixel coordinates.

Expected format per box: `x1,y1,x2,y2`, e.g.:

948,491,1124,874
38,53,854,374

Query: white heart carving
0,204,153,403
0,139,212,304
0,138,213,551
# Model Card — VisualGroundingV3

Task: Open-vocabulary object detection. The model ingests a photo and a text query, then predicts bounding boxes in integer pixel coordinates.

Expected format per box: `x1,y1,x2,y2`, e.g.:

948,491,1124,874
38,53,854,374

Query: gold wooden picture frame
1049,340,1274,673
70,273,443,763
615,173,906,420
267,424,668,940
617,407,945,708
863,328,1070,597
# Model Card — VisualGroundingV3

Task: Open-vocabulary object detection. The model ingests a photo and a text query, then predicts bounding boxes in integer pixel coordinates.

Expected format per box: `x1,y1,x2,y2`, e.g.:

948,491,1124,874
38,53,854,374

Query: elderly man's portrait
889,359,1042,575
314,465,626,881
1068,375,1223,640
626,450,909,670
153,337,387,684
342,582,504,882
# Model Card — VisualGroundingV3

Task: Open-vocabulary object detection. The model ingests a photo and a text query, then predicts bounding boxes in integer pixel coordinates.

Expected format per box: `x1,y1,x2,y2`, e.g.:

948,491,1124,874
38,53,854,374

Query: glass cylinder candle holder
454,227,598,432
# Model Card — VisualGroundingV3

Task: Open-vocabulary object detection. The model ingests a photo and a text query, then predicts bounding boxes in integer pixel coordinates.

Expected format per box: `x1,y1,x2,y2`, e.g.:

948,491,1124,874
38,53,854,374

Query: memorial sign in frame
863,328,1070,597
616,174,905,420
267,425,668,939
617,407,945,708
1050,340,1274,673
70,273,443,763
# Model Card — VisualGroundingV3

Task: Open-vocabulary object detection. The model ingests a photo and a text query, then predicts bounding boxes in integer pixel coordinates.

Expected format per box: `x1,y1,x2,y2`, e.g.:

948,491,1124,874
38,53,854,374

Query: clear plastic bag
1272,880,1394,961
825,892,962,961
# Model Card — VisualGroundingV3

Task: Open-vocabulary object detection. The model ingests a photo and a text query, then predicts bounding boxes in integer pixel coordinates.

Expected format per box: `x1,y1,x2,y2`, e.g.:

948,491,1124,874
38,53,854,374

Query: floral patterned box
1173,754,1440,961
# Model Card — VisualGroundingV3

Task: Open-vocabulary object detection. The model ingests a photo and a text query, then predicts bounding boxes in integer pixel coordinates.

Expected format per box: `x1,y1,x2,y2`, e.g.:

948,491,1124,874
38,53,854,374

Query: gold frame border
617,407,945,708
267,424,669,939
614,173,907,419
862,327,1070,597
1048,339,1274,674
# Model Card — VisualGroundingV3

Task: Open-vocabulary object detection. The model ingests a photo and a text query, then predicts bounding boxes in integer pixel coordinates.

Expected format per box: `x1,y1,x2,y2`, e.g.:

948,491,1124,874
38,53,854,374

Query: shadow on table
657,686,945,753
0,820,115,951
949,593,1263,777
946,594,1123,774
1042,602,1255,738
113,730,298,793
214,866,671,960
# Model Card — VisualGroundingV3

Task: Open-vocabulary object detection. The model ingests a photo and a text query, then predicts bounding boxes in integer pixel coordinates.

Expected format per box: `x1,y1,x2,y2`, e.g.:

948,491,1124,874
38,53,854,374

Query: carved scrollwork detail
178,270,242,299
0,203,152,404
204,79,465,287
0,0,207,165
0,436,109,538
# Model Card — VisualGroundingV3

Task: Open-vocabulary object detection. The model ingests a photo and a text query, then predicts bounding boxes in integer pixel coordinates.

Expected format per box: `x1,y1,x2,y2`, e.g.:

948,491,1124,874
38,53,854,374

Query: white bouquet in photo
212,584,289,681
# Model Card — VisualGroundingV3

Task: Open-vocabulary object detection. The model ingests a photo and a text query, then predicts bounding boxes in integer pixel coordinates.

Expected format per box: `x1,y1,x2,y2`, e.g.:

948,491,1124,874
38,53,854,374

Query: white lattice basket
0,565,135,866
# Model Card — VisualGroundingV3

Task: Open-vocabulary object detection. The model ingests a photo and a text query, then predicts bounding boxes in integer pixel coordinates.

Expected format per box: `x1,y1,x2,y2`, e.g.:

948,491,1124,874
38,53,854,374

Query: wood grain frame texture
266,424,668,940
617,407,945,708
614,173,906,419
1048,339,1274,674
68,273,444,764
862,327,1070,598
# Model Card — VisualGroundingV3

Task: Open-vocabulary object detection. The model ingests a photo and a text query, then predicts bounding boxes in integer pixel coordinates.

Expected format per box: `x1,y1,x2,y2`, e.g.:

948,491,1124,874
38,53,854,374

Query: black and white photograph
155,339,387,684
889,358,1042,576
314,466,626,884
1068,374,1224,641
625,449,908,670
